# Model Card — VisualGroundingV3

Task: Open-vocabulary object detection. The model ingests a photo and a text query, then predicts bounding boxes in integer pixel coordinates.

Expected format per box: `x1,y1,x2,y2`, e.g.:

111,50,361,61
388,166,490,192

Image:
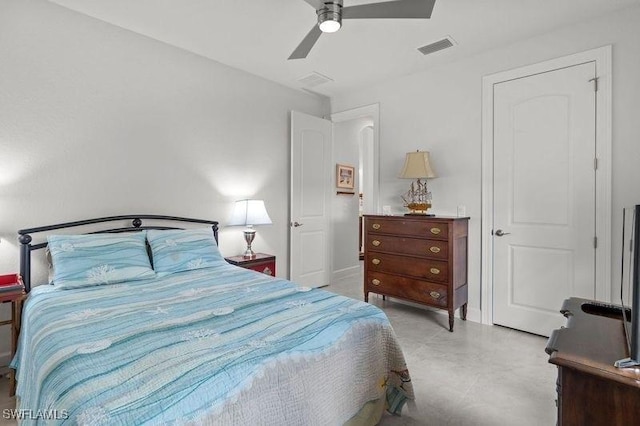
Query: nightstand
0,275,26,397
225,253,276,276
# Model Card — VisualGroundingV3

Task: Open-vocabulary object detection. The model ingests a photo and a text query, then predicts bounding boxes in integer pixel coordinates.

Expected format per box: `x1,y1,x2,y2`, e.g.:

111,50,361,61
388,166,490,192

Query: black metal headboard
17,215,219,292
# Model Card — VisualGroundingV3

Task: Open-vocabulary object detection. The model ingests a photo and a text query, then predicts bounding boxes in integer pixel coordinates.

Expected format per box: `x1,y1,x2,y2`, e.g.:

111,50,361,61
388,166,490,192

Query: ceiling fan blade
289,26,323,60
302,0,325,10
342,0,435,19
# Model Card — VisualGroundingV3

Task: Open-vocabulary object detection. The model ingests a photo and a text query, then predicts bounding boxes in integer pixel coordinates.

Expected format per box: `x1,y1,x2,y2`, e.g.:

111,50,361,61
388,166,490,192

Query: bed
12,216,414,425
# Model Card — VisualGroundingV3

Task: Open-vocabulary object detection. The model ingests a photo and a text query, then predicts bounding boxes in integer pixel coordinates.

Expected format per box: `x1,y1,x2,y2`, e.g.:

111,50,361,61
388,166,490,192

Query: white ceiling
49,0,640,97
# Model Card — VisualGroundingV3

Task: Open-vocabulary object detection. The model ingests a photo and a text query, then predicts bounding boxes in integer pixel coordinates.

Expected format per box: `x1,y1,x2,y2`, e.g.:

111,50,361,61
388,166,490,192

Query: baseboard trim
332,265,361,281
465,307,482,323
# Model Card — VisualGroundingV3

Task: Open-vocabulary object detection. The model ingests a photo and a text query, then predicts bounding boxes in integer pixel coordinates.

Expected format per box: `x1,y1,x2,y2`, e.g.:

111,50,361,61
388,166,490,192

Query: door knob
292,221,304,227
494,229,511,237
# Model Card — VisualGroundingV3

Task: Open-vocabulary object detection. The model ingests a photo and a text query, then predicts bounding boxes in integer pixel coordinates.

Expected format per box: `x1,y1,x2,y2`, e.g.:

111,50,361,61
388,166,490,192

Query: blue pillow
146,228,223,276
47,232,155,289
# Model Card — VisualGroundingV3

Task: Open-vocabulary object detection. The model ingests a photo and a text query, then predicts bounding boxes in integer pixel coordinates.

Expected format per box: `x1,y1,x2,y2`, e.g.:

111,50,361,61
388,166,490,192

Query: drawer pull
429,291,441,299
430,227,442,235
429,246,441,254
371,279,381,286
372,223,381,230
371,258,381,265
372,240,381,247
263,267,273,276
430,268,441,275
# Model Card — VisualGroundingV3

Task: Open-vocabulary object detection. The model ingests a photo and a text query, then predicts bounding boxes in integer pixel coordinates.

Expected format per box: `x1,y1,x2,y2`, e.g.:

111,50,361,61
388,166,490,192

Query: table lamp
228,199,272,259
399,150,437,215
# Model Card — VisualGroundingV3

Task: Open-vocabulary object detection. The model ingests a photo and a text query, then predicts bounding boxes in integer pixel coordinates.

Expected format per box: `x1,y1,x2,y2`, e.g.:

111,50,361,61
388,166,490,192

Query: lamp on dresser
228,199,272,259
399,150,436,215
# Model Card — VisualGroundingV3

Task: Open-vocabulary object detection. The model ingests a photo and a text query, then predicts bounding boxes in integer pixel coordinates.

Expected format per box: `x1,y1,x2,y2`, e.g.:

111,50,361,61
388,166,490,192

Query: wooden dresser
363,215,469,331
546,298,640,425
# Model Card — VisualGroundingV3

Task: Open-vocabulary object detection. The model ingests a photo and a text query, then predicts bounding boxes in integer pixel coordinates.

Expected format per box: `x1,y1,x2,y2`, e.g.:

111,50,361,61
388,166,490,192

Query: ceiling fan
289,0,436,60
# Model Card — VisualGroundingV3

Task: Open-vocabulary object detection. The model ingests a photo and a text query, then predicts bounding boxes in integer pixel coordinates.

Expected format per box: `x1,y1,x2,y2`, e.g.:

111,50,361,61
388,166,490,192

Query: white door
290,111,332,287
493,62,597,336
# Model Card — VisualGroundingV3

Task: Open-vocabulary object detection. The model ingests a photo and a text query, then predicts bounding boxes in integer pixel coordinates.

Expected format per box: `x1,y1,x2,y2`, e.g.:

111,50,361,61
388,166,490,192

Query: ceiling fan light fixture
319,18,341,33
317,2,342,33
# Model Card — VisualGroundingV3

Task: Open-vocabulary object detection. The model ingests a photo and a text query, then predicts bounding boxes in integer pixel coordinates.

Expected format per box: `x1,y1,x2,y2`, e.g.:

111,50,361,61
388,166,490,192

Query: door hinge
589,77,599,92
594,236,598,249
594,158,598,170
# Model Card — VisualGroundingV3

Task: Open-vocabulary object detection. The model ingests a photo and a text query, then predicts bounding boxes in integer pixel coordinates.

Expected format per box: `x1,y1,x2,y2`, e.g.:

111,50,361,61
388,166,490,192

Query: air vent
297,71,334,88
417,36,456,56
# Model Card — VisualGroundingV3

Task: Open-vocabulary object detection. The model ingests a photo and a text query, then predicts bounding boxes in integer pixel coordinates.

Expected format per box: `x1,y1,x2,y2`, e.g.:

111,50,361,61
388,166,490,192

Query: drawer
366,235,448,260
366,253,448,283
366,272,448,308
246,261,275,276
226,255,276,276
365,217,448,240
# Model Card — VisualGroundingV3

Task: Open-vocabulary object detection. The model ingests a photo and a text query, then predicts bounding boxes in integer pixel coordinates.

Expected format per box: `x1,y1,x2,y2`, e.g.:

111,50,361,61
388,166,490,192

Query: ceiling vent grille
417,36,456,56
297,72,334,88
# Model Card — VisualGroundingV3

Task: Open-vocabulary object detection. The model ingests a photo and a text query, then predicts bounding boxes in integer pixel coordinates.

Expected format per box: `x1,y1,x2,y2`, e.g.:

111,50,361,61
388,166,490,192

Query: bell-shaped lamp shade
228,199,272,259
228,199,272,227
399,151,437,179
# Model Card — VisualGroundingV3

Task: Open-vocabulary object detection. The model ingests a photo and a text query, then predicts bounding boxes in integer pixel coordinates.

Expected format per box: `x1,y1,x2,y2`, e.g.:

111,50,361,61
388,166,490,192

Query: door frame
480,46,612,325
330,103,381,215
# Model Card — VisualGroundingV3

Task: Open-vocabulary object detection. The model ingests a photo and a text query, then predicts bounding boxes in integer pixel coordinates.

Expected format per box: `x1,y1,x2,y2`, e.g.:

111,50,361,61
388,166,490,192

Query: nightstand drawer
225,253,276,276
367,272,448,308
366,217,448,240
366,235,448,260
245,261,275,276
366,253,448,283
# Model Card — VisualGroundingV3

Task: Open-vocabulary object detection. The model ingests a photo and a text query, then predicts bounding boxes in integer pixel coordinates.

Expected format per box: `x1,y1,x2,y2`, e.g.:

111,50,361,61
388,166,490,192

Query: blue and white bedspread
12,263,413,425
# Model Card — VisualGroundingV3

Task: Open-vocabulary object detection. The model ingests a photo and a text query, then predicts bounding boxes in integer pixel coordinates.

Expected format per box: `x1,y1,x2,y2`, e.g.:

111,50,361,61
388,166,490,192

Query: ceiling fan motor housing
317,1,343,32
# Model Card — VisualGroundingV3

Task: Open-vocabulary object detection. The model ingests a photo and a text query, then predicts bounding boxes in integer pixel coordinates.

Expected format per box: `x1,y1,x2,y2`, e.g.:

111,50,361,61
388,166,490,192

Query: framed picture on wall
336,164,355,190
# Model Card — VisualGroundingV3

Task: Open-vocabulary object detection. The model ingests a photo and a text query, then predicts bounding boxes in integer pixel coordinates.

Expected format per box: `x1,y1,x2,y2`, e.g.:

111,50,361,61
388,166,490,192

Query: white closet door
493,62,597,336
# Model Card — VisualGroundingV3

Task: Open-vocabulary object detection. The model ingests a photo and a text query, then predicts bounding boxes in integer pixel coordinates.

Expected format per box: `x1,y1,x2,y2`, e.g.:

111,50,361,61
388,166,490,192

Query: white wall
331,6,640,320
331,117,372,278
0,0,327,356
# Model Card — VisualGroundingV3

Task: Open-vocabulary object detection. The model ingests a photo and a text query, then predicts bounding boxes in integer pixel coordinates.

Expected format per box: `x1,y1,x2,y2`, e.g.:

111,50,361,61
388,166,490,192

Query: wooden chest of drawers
364,215,469,331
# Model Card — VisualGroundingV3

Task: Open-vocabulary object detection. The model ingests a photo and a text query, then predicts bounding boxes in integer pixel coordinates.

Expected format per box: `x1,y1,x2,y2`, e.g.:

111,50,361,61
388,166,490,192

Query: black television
615,204,640,368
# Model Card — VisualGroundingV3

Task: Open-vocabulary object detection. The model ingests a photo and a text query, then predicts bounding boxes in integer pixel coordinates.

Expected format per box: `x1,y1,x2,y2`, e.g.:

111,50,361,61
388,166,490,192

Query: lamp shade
399,151,437,179
228,199,272,226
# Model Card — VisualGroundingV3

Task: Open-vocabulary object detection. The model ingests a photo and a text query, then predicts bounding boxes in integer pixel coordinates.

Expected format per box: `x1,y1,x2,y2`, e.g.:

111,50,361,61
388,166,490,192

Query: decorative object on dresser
0,274,26,396
546,298,640,425
364,215,469,331
399,150,436,215
225,253,276,276
228,199,272,259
